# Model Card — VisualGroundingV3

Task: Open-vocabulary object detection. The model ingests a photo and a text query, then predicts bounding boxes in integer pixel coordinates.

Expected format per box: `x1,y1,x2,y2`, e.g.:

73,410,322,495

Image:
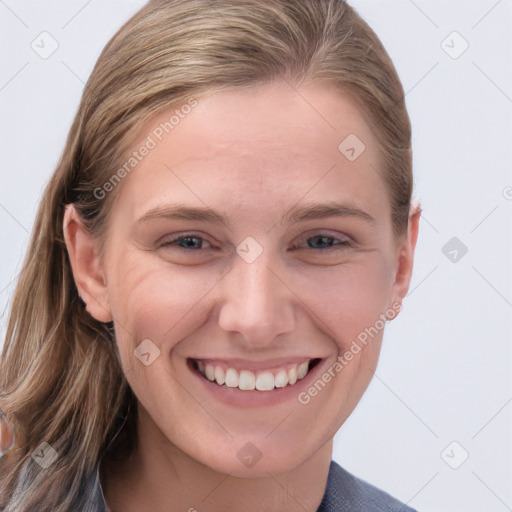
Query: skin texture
63,79,420,512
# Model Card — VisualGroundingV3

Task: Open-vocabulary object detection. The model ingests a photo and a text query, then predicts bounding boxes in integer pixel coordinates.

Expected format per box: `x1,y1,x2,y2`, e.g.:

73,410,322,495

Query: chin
205,449,307,478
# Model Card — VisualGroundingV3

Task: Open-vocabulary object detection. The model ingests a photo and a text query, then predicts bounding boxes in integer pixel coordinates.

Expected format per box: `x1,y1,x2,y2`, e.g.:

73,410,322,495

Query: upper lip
189,356,323,372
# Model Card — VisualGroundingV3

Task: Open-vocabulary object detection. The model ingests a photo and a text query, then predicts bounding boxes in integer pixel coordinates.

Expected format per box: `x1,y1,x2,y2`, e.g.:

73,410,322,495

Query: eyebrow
136,201,376,227
137,203,229,226
282,201,376,226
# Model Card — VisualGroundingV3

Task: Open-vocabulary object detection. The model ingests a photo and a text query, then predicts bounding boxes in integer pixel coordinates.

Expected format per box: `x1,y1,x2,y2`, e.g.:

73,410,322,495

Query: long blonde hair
0,1,412,509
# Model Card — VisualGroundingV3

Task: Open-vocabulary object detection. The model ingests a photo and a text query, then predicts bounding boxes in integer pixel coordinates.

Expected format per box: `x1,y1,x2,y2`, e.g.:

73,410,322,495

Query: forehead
111,80,388,227
173,81,376,160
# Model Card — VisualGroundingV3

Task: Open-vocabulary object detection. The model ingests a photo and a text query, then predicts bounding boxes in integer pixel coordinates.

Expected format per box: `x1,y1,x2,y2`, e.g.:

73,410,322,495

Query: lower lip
188,358,326,408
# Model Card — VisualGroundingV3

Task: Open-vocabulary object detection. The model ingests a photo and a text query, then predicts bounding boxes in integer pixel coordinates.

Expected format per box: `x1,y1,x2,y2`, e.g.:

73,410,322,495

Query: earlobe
62,204,113,323
389,202,422,310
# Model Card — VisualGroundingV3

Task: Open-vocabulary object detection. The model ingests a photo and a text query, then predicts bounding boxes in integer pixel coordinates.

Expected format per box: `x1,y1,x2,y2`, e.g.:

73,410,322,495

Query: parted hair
0,1,412,510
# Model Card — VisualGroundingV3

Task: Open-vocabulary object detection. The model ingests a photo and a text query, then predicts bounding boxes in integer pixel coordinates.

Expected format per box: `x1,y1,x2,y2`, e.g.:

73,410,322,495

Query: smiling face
70,79,416,477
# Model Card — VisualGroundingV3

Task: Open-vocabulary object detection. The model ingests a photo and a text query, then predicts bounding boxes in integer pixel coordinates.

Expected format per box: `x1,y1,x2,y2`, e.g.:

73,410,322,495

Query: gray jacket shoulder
316,461,418,512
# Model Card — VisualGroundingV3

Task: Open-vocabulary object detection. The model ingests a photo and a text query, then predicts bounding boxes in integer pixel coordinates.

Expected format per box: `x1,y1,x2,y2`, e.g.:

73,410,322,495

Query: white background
1,1,511,511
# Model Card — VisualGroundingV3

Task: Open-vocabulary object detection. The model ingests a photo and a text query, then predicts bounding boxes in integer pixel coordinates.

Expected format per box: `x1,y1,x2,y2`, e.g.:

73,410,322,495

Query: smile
190,358,321,391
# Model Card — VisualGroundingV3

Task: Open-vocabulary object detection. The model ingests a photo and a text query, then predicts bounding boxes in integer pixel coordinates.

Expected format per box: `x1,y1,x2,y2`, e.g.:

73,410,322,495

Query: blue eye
159,235,207,250
304,234,353,250
292,233,354,253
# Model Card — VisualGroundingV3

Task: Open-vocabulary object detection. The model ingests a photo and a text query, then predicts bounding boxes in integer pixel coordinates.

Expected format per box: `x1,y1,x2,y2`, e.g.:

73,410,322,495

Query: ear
62,204,112,323
389,201,421,311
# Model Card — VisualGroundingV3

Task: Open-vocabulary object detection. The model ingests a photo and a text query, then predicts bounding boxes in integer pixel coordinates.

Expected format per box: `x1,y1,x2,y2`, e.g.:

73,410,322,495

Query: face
70,80,416,477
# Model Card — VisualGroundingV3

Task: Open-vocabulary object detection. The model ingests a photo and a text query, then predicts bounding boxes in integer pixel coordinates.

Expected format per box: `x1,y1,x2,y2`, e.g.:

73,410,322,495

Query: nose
217,251,296,347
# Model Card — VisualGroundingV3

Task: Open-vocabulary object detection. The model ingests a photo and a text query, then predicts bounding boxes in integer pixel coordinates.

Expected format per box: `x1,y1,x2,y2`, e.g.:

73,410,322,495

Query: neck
101,407,332,512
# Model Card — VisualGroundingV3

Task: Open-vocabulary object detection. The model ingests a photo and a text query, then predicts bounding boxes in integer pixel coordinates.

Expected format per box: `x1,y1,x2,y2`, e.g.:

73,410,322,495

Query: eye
291,232,355,252
158,233,211,251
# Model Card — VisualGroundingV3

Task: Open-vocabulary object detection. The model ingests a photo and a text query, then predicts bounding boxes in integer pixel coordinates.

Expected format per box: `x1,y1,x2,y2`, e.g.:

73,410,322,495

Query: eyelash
158,232,355,253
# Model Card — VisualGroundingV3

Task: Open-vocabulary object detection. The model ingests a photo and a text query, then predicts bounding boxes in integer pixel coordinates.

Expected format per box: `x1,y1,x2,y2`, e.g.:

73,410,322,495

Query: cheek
291,256,393,348
310,259,392,408
107,263,211,409
106,251,219,353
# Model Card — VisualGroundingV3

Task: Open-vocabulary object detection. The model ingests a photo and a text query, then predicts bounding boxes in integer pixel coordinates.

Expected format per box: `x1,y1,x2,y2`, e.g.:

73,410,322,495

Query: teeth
239,370,256,390
274,370,288,388
205,364,215,381
214,366,225,386
297,361,309,379
195,359,314,391
225,368,238,388
255,372,274,391
288,367,298,385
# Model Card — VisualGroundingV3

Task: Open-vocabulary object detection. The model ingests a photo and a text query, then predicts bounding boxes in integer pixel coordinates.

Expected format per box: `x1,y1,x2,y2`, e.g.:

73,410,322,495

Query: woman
0,0,421,510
